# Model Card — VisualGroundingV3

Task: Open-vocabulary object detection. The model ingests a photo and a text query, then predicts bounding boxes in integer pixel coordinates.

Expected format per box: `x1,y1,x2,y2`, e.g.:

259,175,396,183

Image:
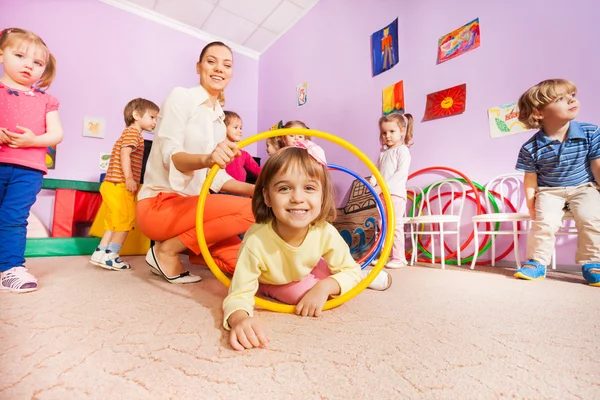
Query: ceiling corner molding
99,0,260,60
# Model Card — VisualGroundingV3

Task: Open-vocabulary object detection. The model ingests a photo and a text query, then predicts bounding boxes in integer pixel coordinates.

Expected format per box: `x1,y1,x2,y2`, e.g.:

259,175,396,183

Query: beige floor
1,256,598,400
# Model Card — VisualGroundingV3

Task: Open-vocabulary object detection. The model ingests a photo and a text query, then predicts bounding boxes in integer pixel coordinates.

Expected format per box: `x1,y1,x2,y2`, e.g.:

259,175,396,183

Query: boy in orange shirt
90,98,159,270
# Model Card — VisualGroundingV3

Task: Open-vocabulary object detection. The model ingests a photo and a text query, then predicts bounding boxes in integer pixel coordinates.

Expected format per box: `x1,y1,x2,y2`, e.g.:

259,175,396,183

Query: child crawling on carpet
222,140,391,350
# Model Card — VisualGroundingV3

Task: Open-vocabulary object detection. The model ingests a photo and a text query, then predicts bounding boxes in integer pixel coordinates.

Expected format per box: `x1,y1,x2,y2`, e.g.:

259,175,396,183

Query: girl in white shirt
224,141,392,351
370,113,414,268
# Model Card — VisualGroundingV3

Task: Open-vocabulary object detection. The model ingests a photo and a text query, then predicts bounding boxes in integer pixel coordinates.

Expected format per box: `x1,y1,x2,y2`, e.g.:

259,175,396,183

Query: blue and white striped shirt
515,121,600,187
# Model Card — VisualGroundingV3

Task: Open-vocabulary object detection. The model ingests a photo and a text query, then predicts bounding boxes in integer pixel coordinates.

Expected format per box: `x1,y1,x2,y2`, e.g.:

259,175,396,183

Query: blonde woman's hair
517,79,578,129
252,146,336,224
0,27,56,89
378,113,414,147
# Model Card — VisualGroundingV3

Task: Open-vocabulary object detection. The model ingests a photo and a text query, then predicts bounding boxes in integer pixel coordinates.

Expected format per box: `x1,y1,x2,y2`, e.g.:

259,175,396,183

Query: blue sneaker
582,264,600,287
514,260,546,280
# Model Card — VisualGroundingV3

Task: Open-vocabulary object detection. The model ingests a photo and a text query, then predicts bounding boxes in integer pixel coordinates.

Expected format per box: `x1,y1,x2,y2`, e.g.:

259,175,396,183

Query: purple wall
257,0,598,265
1,0,259,230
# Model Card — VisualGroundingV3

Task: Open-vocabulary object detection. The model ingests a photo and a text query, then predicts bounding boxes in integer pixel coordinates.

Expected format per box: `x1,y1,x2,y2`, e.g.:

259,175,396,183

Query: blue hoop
328,164,385,270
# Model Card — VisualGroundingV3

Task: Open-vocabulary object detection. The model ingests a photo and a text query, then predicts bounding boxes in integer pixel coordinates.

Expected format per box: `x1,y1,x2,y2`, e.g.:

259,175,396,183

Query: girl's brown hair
252,146,336,224
282,120,311,141
378,113,414,147
223,110,241,126
0,28,56,89
266,136,284,151
517,79,577,129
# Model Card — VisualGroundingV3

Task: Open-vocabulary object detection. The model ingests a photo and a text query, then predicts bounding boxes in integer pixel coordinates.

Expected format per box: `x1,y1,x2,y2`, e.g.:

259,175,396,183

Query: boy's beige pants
527,183,600,266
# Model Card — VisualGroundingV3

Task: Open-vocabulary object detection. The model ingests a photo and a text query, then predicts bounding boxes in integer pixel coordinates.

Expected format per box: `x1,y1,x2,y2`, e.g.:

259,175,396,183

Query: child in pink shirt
224,111,261,182
0,28,64,292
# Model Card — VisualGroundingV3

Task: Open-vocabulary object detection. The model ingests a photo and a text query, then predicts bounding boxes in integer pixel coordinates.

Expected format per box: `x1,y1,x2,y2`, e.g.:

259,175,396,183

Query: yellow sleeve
222,242,263,330
320,224,362,296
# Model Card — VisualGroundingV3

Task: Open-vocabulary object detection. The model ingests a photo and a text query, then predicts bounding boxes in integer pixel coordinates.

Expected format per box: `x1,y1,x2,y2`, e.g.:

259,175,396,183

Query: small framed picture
83,117,106,139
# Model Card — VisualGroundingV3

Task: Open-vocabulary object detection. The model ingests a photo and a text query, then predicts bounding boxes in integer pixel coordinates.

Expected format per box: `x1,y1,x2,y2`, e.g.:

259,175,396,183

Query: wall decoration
46,146,56,169
488,101,530,138
437,18,481,64
371,18,399,76
297,82,307,107
83,117,106,138
99,153,111,170
423,84,467,121
382,80,405,116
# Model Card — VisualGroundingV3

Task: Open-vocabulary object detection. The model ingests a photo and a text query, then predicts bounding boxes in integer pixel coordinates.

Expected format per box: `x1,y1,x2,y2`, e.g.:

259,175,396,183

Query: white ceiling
101,0,320,58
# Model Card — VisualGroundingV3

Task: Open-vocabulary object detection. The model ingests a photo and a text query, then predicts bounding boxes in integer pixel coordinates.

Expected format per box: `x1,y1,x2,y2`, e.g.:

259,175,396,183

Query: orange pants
137,192,254,274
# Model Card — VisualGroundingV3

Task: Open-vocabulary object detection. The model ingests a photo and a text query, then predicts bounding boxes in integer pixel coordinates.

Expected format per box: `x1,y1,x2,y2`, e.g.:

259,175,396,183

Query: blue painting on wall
371,18,399,76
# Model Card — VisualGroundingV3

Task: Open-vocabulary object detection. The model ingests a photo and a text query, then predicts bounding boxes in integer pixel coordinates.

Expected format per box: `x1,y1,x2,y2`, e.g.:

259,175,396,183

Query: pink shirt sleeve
46,94,60,113
242,150,262,177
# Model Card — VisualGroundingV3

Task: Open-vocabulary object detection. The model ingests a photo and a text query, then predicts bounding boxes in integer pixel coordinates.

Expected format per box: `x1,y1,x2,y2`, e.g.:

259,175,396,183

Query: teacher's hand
210,139,240,169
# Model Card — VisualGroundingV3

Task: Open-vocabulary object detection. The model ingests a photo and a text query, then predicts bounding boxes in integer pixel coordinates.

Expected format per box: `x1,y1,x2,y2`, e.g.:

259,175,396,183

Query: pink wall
257,0,599,265
1,0,259,230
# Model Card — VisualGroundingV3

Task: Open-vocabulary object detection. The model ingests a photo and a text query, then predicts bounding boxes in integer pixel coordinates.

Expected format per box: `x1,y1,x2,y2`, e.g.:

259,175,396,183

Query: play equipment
196,128,396,313
329,164,385,269
25,178,150,257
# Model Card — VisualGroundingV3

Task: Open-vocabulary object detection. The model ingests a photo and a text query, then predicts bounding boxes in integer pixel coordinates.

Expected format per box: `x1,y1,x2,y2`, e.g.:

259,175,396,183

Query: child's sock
96,245,108,252
107,243,122,253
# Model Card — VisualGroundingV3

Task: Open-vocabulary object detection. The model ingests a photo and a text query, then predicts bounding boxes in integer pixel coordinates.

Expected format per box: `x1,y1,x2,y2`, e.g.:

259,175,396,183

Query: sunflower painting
423,84,467,121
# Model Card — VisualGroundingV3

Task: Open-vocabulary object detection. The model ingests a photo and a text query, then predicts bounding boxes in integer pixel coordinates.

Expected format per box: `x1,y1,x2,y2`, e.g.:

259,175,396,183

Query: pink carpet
1,256,598,399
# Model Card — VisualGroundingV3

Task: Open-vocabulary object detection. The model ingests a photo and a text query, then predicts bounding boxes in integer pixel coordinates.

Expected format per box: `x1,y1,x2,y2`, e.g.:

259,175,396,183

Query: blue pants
0,163,43,272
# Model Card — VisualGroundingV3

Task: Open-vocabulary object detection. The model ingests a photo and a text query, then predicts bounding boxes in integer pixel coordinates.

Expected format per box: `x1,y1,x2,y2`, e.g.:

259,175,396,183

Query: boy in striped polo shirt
514,79,600,286
90,98,159,270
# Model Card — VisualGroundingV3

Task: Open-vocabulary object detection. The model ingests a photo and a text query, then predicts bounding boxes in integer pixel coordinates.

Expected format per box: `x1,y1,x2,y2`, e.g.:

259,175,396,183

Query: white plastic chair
404,186,423,265
409,179,468,269
471,173,530,270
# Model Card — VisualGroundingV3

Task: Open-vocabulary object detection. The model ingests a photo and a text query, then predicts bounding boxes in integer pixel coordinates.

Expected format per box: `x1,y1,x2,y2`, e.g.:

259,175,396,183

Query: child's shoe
91,250,131,270
582,264,600,287
0,266,38,293
362,268,392,291
90,249,106,266
386,259,408,269
514,260,546,280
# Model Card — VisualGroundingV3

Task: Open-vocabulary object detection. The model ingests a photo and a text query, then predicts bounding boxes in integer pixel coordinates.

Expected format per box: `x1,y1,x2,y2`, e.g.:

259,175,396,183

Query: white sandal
1,267,38,293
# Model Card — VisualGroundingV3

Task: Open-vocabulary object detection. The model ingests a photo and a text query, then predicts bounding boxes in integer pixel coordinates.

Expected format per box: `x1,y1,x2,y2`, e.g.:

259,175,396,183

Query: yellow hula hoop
196,128,395,313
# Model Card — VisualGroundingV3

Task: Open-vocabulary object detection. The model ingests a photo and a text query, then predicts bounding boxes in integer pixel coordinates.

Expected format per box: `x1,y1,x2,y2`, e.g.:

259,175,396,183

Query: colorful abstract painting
297,82,307,107
46,146,56,169
437,18,480,64
382,80,405,116
371,18,399,76
488,101,530,139
423,84,467,121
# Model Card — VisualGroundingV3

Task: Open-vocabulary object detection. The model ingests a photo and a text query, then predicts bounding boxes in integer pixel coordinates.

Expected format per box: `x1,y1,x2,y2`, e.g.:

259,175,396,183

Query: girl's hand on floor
228,311,270,351
296,284,330,317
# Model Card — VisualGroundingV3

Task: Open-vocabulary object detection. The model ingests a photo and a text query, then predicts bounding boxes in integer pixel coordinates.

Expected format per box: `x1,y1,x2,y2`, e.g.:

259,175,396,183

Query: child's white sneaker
90,250,131,270
386,259,408,269
362,268,392,291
